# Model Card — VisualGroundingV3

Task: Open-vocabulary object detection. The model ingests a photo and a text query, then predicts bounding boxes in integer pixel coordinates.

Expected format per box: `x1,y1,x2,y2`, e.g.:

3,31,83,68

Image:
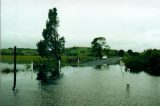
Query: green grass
1,48,38,56
0,55,42,63
0,55,94,65
0,47,95,64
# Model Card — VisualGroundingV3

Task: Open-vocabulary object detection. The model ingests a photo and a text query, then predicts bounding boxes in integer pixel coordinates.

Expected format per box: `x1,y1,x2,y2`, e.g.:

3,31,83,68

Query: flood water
0,62,160,106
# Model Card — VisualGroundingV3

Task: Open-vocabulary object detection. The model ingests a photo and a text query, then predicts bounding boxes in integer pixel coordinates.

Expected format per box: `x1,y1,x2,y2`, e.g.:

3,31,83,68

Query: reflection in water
25,64,31,70
12,89,19,96
125,68,142,74
119,63,125,77
125,84,130,98
0,68,1,94
95,65,102,69
125,67,160,76
37,64,63,84
25,62,33,71
146,70,160,76
1,63,160,106
95,64,109,70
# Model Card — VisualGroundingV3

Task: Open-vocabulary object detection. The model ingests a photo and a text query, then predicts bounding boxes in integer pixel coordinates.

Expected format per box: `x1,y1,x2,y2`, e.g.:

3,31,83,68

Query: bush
123,49,160,76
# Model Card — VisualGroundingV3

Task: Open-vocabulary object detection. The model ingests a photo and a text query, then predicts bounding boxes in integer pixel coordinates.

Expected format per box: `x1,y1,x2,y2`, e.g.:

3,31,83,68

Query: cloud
1,30,42,48
1,0,160,51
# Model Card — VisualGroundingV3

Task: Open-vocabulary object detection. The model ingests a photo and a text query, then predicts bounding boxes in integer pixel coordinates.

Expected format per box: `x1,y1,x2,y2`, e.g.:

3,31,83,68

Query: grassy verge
0,55,42,63
0,55,93,64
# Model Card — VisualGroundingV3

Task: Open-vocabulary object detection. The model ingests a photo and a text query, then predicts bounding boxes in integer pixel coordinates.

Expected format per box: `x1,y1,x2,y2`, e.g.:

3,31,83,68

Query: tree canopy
37,8,65,64
124,49,160,76
118,49,125,57
91,37,110,59
127,49,133,56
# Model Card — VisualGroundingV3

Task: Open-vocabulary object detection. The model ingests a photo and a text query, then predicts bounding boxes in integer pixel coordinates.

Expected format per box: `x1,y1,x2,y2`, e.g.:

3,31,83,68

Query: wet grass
0,55,42,63
0,55,93,64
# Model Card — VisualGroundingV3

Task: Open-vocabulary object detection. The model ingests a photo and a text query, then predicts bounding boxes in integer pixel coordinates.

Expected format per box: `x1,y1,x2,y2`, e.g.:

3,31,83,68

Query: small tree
127,49,133,56
118,49,125,57
37,8,65,65
91,37,110,59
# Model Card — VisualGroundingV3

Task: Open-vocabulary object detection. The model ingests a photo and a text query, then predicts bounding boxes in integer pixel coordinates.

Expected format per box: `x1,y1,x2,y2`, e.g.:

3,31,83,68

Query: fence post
13,46,16,91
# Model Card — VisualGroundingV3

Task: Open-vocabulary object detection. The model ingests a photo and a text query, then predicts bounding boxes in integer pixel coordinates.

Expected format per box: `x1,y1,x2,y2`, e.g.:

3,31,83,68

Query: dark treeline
123,49,160,76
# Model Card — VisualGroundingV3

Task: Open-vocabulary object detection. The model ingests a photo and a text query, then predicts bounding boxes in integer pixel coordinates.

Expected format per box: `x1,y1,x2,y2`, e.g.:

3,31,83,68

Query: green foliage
91,37,110,59
37,40,49,57
127,49,133,56
64,47,92,57
37,8,65,64
62,47,93,65
1,46,124,64
123,49,160,76
104,49,118,57
1,49,13,55
0,55,43,63
118,49,125,57
1,48,38,56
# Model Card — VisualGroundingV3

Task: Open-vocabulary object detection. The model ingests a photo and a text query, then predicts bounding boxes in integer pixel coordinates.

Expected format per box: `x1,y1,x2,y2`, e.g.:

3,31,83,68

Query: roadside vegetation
1,47,124,64
0,55,42,63
0,47,97,63
123,49,160,76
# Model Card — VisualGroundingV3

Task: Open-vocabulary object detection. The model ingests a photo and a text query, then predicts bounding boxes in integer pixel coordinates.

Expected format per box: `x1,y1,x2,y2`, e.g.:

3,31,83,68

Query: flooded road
0,63,160,106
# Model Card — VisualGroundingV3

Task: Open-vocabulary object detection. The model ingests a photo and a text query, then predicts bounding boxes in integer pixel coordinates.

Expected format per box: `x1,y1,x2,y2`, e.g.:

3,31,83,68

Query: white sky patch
1,0,160,51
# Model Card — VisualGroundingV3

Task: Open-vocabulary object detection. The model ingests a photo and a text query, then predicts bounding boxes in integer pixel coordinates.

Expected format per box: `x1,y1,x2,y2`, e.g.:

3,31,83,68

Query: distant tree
127,49,133,56
104,49,118,57
37,8,65,64
91,37,110,59
132,52,140,56
118,49,125,57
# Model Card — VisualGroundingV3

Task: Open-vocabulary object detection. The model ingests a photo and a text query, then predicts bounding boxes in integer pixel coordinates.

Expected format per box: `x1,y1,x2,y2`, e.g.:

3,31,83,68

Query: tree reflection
145,70,160,76
125,68,142,74
125,67,160,76
95,65,102,69
94,64,109,70
125,84,130,98
36,64,63,84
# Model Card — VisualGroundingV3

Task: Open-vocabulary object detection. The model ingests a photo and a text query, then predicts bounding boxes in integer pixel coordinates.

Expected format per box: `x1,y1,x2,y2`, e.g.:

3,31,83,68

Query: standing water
0,62,160,106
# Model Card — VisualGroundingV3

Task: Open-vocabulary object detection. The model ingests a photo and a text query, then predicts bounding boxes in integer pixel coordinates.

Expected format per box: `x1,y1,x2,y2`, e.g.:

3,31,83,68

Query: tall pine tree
37,8,65,65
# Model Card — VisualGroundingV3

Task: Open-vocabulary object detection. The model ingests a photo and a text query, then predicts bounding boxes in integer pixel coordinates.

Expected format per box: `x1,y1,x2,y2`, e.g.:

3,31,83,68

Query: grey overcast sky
1,0,160,51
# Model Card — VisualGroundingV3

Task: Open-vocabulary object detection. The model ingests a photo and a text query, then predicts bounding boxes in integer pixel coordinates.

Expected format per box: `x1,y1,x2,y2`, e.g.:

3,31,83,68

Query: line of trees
123,49,160,76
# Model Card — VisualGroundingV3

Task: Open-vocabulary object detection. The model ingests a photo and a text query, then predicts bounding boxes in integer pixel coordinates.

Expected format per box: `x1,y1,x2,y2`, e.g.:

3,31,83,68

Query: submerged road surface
81,57,122,66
